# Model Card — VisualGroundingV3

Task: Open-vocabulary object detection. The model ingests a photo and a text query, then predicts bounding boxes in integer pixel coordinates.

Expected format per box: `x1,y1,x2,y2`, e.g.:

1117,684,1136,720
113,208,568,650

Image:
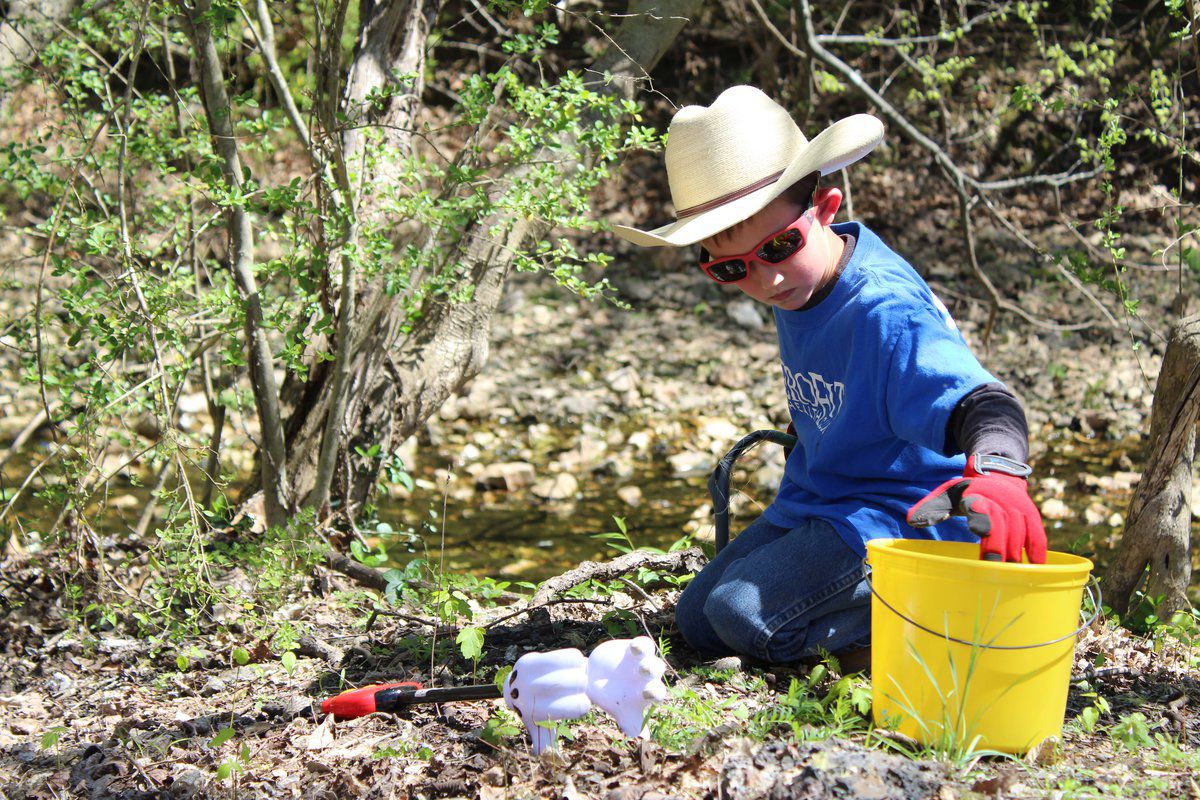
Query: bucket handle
861,559,1102,651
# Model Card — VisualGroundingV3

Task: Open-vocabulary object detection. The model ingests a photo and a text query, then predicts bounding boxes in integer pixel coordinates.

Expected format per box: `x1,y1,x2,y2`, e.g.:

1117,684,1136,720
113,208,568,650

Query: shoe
835,646,871,674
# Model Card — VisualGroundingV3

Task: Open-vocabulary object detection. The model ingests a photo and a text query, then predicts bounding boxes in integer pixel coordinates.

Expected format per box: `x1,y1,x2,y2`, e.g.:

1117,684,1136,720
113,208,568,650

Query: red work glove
906,454,1047,564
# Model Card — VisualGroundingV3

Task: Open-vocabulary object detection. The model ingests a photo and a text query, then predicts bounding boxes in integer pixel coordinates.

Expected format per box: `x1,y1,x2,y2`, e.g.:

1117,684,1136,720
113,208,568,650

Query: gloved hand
907,454,1047,564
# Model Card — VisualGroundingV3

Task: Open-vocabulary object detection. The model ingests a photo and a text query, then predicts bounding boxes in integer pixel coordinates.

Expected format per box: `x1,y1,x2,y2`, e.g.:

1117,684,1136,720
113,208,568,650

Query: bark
530,547,706,606
179,0,291,527
0,0,83,114
281,0,704,514
1105,313,1200,618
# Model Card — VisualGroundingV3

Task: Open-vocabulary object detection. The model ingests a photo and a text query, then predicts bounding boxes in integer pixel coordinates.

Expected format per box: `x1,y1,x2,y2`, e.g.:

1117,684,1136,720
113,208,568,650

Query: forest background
1,1,1199,798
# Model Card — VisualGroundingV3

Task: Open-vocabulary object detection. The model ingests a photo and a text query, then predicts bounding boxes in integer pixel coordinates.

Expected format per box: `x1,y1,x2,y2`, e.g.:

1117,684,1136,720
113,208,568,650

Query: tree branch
530,548,706,606
745,0,1118,331
178,0,290,527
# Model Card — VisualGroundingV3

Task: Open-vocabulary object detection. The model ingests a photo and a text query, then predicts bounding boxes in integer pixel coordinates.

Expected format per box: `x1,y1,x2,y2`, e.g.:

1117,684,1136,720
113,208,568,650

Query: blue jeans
675,516,872,663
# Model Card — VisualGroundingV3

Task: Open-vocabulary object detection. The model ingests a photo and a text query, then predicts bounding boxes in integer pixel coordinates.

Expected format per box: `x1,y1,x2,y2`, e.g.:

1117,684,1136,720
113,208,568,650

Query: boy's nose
754,261,788,287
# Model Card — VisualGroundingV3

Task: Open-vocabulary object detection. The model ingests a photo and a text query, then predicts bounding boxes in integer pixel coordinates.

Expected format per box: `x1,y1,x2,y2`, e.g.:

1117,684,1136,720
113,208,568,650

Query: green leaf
456,626,485,661
209,727,235,748
232,646,250,666
176,655,189,672
281,651,297,676
40,726,67,750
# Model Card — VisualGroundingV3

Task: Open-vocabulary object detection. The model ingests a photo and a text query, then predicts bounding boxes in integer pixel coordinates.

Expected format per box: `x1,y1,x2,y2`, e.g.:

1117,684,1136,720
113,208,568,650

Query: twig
617,577,660,613
325,549,390,591
813,5,1011,47
365,607,442,632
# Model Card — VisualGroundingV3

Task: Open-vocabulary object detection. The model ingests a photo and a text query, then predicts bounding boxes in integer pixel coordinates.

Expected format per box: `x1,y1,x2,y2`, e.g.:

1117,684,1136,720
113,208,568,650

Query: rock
617,277,656,302
1036,476,1066,497
178,392,208,415
1084,502,1110,526
562,393,601,418
200,677,227,696
698,417,741,452
668,450,712,476
710,365,751,389
726,298,765,330
1040,497,1070,520
616,486,643,506
627,431,653,451
1078,471,1141,493
475,462,536,491
532,473,578,500
709,656,743,671
720,740,945,800
170,769,208,799
458,443,482,465
604,366,640,394
46,672,72,696
595,454,636,479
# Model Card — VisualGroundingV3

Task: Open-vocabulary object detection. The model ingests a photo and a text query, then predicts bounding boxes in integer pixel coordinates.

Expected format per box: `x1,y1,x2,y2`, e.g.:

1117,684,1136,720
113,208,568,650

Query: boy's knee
703,582,762,655
674,581,712,649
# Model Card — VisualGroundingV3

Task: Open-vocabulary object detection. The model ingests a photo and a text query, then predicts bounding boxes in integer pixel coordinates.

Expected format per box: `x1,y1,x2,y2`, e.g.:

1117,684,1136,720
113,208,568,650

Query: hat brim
614,114,884,248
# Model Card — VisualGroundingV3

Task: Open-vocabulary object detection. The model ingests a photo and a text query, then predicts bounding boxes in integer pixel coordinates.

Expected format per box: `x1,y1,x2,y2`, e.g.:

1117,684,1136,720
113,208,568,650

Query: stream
3,428,1196,601
375,431,1198,598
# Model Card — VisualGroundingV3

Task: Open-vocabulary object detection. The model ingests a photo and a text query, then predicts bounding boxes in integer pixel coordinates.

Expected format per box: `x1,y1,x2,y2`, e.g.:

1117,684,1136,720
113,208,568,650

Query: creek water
4,431,1196,600
374,433,1194,594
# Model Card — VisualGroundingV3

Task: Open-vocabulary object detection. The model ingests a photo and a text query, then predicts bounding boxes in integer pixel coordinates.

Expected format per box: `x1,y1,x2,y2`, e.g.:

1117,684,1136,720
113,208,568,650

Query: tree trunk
1105,313,1200,618
282,0,704,516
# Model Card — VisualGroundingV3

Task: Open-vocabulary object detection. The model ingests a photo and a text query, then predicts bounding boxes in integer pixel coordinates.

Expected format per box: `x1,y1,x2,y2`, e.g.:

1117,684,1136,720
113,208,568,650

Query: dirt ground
1,546,1198,800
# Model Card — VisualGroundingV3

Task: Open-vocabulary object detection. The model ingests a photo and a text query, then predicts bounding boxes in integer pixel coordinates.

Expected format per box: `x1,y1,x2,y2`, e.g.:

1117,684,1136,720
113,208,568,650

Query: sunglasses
698,209,815,284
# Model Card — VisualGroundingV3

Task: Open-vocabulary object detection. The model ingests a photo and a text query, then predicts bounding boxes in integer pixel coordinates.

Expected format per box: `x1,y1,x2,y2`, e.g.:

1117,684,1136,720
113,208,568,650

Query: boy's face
700,193,841,311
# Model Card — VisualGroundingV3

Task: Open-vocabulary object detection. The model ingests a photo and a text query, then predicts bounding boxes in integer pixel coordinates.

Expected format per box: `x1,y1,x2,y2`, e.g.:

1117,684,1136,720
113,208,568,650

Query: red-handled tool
321,680,503,720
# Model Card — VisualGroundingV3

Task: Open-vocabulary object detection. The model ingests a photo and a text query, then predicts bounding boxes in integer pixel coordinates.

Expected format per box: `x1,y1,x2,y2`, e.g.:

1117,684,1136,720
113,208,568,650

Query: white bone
502,647,590,754
586,636,668,738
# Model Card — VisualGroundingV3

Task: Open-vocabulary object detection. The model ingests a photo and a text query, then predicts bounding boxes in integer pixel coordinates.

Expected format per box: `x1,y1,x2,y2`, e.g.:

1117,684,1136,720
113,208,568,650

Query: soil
1,549,1198,800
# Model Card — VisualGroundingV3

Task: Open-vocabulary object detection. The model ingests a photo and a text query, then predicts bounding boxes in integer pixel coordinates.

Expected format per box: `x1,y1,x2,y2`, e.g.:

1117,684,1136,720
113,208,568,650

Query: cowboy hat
614,85,884,248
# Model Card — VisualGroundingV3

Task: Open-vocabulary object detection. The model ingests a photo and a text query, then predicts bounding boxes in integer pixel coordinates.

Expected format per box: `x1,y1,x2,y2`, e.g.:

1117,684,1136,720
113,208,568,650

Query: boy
614,86,1046,665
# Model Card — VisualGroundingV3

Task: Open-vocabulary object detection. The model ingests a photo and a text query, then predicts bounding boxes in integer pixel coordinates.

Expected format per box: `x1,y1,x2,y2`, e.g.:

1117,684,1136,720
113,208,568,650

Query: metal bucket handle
862,559,1102,651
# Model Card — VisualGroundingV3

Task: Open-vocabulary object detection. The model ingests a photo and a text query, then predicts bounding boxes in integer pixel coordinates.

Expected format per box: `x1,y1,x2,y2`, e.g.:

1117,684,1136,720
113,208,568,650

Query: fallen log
530,547,706,607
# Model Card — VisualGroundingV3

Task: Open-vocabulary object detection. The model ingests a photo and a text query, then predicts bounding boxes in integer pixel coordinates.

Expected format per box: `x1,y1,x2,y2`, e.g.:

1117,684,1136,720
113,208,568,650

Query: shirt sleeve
945,382,1029,460
883,304,997,453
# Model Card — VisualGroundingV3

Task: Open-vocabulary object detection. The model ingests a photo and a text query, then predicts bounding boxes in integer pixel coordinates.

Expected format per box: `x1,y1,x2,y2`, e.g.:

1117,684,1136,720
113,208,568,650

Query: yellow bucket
865,539,1095,754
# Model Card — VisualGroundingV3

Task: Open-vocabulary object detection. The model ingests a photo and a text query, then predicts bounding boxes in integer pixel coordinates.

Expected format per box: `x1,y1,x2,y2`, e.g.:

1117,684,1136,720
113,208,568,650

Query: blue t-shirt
763,222,998,555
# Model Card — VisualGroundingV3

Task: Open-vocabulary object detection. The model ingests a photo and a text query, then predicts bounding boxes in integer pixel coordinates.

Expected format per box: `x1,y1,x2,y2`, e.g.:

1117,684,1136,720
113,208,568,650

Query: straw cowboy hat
614,85,885,248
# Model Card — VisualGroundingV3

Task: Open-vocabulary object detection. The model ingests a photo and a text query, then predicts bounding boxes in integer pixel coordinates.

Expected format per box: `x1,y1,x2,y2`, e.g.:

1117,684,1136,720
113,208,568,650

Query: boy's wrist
967,453,1032,479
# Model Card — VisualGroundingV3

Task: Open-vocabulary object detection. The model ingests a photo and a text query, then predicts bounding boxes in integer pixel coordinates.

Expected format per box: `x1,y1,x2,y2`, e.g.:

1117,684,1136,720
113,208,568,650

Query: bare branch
813,5,1012,47
742,0,1119,331
178,0,290,526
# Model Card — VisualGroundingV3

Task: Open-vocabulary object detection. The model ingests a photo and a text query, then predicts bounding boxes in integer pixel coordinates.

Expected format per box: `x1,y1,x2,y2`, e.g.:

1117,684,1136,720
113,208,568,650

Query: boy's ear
812,187,842,226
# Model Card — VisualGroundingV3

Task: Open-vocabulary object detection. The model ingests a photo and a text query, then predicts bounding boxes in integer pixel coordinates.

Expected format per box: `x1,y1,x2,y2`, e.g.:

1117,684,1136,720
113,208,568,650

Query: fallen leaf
562,775,586,800
305,716,335,750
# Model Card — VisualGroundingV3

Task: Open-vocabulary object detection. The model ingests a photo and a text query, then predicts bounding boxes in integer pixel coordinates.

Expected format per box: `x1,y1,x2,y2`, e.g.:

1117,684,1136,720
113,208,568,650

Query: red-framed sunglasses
698,208,816,284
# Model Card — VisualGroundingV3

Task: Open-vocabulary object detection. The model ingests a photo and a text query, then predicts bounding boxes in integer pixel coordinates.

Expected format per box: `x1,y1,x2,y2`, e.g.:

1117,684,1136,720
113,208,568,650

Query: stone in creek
605,366,641,394
617,486,643,506
668,450,712,476
1040,497,1070,520
532,473,579,501
475,462,537,491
